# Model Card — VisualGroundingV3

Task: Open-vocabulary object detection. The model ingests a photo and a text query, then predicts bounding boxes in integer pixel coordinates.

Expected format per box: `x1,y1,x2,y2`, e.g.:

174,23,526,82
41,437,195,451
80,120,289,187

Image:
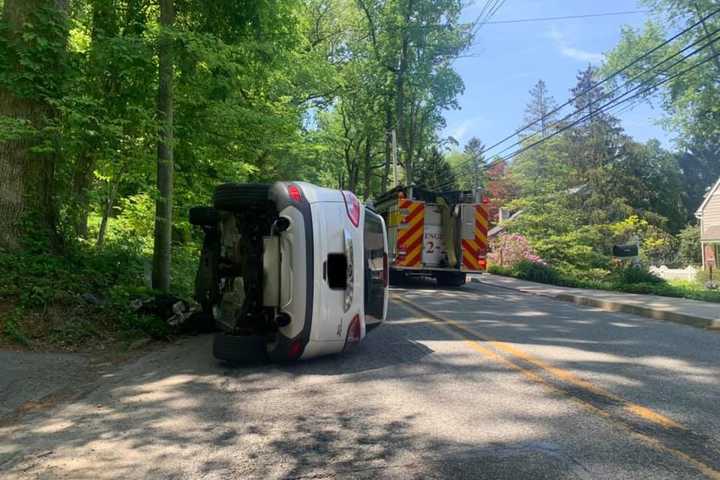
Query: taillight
382,253,388,287
288,339,303,360
288,184,302,202
344,314,362,349
342,190,360,227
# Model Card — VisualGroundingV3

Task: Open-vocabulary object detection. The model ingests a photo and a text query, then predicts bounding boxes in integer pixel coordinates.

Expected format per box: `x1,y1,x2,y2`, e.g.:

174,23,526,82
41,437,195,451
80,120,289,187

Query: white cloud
559,46,603,63
546,27,603,64
449,118,479,143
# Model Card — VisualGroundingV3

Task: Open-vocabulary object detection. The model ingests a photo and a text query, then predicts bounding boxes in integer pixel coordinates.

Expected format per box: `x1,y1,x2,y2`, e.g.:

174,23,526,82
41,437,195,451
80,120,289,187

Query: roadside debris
130,295,214,334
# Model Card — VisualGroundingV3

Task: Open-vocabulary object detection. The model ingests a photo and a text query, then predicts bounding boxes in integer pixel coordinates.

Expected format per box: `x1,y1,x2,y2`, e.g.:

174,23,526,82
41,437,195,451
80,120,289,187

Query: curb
471,277,720,331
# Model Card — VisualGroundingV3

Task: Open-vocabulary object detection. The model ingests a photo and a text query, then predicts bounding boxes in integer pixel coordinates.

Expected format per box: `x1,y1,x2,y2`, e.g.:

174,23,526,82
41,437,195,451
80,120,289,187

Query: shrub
489,233,544,268
488,264,513,276
513,260,562,285
676,224,701,266
610,265,664,285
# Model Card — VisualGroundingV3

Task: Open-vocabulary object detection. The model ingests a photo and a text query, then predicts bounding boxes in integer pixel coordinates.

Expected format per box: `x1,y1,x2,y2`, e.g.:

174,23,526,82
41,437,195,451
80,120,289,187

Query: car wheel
213,183,271,212
188,206,219,226
195,232,221,313
213,333,268,364
436,272,466,287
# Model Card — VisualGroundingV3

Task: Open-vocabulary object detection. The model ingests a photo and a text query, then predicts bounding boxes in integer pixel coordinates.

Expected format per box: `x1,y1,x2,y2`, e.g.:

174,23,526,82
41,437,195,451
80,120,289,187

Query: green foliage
611,265,663,285
0,237,182,347
513,260,562,285
603,3,720,218
491,260,720,303
677,224,702,266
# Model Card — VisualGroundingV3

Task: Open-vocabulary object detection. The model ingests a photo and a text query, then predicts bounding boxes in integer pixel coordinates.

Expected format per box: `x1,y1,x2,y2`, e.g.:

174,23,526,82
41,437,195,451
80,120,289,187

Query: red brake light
288,184,302,202
342,191,361,227
344,314,362,348
482,196,490,204
288,339,303,359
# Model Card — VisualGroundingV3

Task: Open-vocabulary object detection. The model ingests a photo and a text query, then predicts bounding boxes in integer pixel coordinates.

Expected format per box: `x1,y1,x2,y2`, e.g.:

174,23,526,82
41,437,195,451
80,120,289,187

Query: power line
477,4,720,157
433,6,720,189
472,0,508,35
499,49,720,163
483,10,650,25
433,37,720,192
490,22,720,159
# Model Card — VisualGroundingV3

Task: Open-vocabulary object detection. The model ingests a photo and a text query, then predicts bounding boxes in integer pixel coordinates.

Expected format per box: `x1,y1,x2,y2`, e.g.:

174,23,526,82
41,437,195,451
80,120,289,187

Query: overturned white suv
189,182,388,363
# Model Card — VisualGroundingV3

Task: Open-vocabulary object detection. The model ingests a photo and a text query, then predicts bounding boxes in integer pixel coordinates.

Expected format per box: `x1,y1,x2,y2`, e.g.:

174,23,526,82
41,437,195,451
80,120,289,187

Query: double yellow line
392,294,720,480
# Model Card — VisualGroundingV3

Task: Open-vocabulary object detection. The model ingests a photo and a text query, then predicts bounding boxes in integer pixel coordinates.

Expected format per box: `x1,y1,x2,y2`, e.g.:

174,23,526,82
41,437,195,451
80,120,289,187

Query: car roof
295,182,345,204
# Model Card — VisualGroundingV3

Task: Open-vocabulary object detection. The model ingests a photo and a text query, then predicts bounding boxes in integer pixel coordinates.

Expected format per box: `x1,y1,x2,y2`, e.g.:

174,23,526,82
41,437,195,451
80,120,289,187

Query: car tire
195,232,221,313
213,183,270,212
213,333,268,364
436,272,466,287
189,206,219,226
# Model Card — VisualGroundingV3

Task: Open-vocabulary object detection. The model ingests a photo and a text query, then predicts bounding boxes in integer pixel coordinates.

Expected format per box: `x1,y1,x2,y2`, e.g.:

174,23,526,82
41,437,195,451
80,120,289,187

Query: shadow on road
1,282,717,479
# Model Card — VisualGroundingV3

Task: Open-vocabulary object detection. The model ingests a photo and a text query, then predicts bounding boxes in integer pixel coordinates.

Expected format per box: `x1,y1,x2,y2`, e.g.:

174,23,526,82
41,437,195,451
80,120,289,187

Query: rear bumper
391,266,482,274
266,182,315,362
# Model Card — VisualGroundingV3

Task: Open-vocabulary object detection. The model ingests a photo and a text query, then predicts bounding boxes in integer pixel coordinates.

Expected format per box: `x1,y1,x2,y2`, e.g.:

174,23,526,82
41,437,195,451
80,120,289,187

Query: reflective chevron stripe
462,204,489,271
396,200,424,267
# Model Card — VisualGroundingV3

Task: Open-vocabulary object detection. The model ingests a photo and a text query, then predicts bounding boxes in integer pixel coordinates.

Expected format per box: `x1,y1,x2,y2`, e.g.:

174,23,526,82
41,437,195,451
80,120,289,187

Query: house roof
702,225,720,242
696,177,720,218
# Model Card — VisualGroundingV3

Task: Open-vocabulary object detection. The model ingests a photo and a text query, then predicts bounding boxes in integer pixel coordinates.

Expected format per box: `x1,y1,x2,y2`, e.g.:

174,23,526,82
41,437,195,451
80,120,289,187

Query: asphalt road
2,280,720,479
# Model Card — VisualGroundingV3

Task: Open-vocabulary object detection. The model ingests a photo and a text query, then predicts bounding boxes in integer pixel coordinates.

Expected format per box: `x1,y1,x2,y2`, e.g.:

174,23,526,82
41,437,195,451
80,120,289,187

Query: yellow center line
394,294,681,430
391,295,720,480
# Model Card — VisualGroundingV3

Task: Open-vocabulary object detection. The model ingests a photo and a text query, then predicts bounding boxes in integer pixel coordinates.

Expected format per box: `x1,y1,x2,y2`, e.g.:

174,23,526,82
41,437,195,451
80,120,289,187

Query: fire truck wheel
436,272,466,287
389,269,406,286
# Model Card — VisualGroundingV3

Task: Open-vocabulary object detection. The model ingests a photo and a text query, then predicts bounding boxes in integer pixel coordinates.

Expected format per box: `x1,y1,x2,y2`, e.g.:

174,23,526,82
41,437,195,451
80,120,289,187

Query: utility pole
391,129,398,187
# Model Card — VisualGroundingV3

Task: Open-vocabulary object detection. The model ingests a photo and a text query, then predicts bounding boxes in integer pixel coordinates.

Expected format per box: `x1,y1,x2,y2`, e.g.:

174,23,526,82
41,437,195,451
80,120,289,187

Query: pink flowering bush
488,233,546,268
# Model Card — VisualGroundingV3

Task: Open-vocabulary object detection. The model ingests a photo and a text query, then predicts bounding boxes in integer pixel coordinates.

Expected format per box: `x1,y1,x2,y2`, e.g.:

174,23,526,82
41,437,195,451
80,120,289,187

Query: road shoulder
471,273,720,331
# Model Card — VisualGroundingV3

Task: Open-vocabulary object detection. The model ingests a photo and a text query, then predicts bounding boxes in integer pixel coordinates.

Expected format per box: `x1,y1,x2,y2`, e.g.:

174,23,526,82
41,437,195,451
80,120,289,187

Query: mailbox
613,244,639,258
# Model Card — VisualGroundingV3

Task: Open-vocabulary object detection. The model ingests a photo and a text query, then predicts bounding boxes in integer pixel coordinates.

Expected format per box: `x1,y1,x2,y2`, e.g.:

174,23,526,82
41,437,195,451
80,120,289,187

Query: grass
0,238,199,351
489,262,720,304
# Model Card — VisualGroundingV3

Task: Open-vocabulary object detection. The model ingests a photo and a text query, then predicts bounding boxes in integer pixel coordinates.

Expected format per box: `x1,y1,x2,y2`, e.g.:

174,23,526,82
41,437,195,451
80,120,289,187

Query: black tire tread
189,206,219,226
213,183,271,211
436,272,466,287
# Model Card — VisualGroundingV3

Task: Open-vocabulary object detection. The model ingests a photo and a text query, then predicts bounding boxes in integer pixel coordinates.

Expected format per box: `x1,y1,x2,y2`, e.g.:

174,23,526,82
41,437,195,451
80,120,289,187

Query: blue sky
443,0,671,154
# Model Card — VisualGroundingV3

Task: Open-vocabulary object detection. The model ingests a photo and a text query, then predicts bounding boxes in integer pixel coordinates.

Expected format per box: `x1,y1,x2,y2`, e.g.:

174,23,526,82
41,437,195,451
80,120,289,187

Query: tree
463,137,486,192
0,0,69,249
523,80,558,137
604,0,720,214
357,0,472,186
677,224,701,266
151,0,175,292
485,160,516,223
414,147,456,191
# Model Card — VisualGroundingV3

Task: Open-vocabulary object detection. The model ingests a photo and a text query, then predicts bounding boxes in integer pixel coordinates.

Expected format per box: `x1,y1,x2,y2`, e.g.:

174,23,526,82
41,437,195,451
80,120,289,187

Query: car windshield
363,209,385,322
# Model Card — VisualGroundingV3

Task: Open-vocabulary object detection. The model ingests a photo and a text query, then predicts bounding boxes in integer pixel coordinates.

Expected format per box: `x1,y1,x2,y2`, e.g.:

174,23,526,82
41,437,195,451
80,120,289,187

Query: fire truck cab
374,186,489,287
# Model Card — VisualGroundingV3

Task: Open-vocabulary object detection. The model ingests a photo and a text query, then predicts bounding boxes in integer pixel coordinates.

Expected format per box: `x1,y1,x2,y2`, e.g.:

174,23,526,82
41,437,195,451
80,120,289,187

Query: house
695,177,720,269
487,208,522,240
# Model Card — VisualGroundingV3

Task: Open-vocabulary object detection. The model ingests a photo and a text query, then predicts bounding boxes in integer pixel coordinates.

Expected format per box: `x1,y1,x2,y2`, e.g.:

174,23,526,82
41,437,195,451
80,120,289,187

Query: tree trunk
395,0,412,185
96,177,121,248
381,101,392,193
70,152,93,238
363,132,372,200
151,0,175,292
0,0,67,250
